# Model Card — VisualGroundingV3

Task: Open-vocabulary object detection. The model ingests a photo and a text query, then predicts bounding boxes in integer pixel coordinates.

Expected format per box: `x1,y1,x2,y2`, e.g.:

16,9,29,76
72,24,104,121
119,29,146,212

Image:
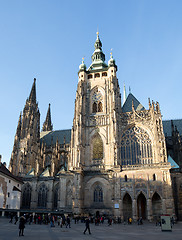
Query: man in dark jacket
19,216,26,236
83,217,91,234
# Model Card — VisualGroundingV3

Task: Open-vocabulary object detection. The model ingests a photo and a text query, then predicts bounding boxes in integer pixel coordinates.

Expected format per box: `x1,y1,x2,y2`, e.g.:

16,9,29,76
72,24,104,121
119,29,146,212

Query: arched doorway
137,192,147,219
152,192,162,219
123,193,132,221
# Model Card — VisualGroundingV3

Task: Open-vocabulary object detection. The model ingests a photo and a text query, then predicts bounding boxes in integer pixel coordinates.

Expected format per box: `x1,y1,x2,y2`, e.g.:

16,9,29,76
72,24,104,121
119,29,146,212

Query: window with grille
121,126,153,165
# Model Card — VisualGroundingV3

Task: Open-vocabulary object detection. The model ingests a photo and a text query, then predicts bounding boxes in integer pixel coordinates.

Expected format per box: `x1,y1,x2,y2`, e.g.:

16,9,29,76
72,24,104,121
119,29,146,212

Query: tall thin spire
123,83,127,105
29,78,36,103
42,103,53,131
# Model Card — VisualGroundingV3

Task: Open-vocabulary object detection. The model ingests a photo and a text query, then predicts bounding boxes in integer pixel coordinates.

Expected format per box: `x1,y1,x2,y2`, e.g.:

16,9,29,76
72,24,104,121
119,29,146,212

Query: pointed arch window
94,186,103,202
121,126,153,165
98,102,103,112
93,102,97,113
153,174,156,181
22,184,32,209
124,175,128,182
93,135,103,160
92,91,103,113
38,184,47,208
53,185,59,209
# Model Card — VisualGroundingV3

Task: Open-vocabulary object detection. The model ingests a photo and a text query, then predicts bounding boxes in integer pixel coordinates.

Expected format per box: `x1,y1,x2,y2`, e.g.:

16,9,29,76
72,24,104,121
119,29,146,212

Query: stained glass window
38,184,47,208
121,126,153,165
53,185,59,209
22,184,31,209
93,135,103,160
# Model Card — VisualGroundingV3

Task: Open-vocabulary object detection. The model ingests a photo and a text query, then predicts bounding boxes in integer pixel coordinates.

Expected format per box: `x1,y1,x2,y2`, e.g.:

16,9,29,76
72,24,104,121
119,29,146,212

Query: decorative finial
110,48,113,58
96,29,99,39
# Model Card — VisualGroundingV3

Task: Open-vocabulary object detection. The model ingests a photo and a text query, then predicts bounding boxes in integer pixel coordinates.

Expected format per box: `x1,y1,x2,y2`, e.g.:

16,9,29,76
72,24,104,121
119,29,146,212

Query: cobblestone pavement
0,218,182,240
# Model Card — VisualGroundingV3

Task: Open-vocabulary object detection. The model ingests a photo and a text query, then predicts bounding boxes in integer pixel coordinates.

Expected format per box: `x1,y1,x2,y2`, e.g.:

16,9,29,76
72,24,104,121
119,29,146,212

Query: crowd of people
8,212,174,237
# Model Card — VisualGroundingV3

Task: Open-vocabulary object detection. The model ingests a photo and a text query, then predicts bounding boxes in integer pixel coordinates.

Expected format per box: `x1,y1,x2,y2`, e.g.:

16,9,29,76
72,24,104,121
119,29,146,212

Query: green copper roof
88,33,108,71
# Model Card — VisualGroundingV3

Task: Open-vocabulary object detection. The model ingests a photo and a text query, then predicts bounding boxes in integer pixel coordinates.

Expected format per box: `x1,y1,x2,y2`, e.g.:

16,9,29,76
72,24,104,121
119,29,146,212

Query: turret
42,103,53,131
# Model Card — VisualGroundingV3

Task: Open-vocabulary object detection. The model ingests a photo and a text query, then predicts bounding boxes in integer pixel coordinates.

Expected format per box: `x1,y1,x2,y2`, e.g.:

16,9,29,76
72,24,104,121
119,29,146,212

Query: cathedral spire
42,103,53,131
29,78,36,103
16,112,22,138
88,32,108,70
123,84,127,106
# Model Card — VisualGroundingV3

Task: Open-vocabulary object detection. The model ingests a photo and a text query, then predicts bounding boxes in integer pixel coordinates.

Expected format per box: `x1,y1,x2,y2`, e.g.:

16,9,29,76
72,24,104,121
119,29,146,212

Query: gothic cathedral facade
9,34,175,221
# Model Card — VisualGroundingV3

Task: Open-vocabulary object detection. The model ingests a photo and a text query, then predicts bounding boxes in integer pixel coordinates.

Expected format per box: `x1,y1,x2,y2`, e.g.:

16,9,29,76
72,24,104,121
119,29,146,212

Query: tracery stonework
9,33,181,220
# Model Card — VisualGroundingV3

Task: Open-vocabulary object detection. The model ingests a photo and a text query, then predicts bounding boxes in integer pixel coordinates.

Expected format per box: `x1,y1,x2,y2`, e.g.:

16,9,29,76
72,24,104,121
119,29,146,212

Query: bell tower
70,33,122,171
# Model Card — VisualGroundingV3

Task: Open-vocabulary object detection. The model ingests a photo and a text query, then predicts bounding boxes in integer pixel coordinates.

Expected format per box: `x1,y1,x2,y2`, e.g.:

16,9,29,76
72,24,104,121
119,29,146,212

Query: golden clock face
92,92,102,102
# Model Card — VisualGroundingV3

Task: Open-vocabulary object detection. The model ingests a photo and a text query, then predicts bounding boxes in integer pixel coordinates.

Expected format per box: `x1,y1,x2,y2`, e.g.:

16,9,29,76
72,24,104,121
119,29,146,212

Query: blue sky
0,0,182,165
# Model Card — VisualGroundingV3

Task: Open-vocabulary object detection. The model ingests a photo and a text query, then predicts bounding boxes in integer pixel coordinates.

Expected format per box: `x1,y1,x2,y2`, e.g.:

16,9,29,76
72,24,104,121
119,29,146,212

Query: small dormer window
95,73,100,78
102,72,107,77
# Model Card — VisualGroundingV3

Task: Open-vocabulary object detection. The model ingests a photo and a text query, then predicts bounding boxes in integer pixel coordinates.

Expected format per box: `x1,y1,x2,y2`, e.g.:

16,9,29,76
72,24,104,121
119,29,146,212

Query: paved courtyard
0,217,182,240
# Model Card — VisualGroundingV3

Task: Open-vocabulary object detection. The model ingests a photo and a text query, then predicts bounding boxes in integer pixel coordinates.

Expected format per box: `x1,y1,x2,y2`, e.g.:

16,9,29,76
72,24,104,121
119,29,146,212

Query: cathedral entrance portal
137,193,146,219
152,192,162,219
123,193,132,221
96,211,100,217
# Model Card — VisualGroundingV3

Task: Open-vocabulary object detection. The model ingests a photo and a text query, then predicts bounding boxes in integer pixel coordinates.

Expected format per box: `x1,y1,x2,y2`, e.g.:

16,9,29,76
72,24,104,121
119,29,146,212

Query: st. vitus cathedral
9,33,182,221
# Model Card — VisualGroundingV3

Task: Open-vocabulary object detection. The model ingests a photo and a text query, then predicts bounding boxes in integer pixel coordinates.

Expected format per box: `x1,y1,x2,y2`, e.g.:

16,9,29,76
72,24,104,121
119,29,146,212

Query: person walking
9,213,13,223
19,216,26,236
14,214,18,224
66,216,71,228
83,217,91,235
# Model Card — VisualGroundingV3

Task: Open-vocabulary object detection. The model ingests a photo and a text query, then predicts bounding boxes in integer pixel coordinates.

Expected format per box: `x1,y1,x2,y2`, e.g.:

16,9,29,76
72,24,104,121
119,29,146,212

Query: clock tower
70,33,122,172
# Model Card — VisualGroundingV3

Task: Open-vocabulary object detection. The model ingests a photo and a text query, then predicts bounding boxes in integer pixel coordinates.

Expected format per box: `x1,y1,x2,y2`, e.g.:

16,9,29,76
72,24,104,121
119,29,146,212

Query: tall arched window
66,182,72,207
22,184,31,209
93,102,97,113
38,184,47,208
98,102,103,112
94,186,103,202
53,185,59,209
93,135,103,160
92,91,103,113
121,126,153,165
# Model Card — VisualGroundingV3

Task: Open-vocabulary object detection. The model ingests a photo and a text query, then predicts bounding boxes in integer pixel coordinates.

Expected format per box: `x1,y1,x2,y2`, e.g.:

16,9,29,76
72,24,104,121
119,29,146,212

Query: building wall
0,173,22,209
